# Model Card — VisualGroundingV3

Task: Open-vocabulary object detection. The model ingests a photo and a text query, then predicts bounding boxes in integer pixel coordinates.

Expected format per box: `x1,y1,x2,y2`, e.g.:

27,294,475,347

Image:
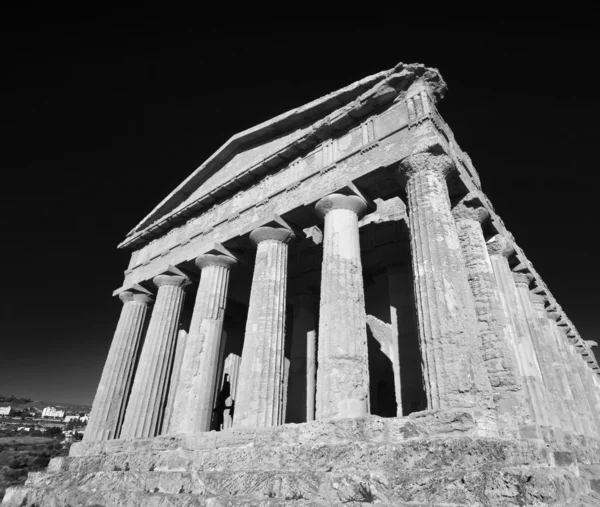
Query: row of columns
86,191,371,440
86,146,600,442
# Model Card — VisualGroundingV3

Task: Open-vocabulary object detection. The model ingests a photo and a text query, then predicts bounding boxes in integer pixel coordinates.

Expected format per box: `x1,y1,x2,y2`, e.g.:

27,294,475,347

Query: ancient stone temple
5,62,600,506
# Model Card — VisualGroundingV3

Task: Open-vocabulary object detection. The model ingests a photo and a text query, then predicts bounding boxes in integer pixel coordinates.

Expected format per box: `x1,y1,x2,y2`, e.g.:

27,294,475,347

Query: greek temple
5,62,600,506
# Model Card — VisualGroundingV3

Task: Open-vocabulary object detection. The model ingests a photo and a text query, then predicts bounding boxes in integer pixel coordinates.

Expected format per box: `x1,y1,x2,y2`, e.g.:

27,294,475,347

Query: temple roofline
120,62,446,250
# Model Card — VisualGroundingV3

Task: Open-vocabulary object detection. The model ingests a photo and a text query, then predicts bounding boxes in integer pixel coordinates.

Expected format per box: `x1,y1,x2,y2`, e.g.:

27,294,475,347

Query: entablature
119,63,448,251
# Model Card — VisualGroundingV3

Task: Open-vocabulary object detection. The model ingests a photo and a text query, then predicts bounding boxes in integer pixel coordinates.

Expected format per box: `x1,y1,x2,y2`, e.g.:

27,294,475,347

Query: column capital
249,226,295,246
512,272,533,288
487,235,515,258
118,285,153,305
397,144,454,182
195,253,237,270
315,193,368,220
530,293,547,310
452,202,489,224
153,266,191,288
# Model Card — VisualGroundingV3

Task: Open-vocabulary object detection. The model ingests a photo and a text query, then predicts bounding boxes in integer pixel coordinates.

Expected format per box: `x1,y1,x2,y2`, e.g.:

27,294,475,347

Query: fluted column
163,329,188,433
120,269,189,439
234,226,294,428
452,202,525,430
84,288,152,442
396,149,492,410
169,253,236,434
528,295,582,434
570,339,600,436
286,293,318,423
315,193,370,420
564,340,598,438
537,301,589,434
512,273,572,431
568,342,600,437
487,237,549,429
542,307,596,437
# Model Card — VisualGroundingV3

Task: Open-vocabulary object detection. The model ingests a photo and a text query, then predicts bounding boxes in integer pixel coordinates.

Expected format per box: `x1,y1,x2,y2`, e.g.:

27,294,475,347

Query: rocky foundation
5,411,600,506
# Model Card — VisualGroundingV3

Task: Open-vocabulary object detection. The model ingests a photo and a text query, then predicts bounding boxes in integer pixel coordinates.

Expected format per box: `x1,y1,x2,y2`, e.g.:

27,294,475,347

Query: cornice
119,62,446,251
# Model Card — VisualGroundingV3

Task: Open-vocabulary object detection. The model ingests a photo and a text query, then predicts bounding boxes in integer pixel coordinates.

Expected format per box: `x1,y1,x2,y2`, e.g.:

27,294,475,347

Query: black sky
1,12,598,405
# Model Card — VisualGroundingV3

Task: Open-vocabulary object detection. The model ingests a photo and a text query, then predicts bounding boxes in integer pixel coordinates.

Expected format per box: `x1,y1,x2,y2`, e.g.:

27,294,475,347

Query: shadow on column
212,300,246,431
367,327,397,417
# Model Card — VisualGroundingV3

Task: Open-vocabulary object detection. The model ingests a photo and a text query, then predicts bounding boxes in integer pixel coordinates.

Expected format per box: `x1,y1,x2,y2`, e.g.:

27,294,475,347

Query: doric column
169,252,236,434
570,339,600,435
452,202,525,430
487,237,548,428
234,226,294,428
286,293,318,423
120,268,189,439
84,287,152,442
396,148,492,410
512,273,571,431
528,295,582,434
564,339,598,438
163,329,188,433
542,307,596,437
315,193,370,420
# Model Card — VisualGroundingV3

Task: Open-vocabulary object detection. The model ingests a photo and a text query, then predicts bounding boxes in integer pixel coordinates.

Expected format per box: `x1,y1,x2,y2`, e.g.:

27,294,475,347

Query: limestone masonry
5,62,600,506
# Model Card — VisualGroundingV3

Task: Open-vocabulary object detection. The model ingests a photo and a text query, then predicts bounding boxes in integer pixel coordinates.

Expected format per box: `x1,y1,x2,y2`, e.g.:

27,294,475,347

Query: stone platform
4,410,600,506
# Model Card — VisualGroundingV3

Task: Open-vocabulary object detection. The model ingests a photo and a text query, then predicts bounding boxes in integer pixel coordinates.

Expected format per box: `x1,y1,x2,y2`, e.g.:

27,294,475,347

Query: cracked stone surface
4,413,600,506
234,227,293,429
315,194,370,420
398,148,493,412
169,254,236,434
453,201,526,433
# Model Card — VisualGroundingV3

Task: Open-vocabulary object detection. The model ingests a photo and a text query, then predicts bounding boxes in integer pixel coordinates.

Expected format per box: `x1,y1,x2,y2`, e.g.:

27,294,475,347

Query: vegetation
0,429,71,501
0,395,32,404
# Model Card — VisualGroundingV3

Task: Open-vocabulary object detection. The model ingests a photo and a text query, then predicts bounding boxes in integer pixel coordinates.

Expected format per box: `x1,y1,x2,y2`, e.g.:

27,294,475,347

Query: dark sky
1,12,598,405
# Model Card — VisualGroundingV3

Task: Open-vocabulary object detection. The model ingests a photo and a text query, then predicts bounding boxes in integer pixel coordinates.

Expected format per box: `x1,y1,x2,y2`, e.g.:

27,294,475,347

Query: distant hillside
0,395,90,414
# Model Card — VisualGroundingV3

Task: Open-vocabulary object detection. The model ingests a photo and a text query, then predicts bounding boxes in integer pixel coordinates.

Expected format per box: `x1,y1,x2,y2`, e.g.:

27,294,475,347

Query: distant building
0,406,13,416
42,407,65,419
64,414,88,424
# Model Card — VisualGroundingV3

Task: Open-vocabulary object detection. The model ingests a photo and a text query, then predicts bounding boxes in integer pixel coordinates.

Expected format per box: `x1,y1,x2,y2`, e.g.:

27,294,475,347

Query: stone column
396,149,492,410
163,329,188,433
85,288,152,442
512,274,573,432
543,308,596,437
286,293,318,423
234,226,294,428
315,193,370,420
572,342,600,435
529,295,582,434
120,269,189,439
487,237,549,428
561,338,599,439
452,202,525,431
169,253,236,434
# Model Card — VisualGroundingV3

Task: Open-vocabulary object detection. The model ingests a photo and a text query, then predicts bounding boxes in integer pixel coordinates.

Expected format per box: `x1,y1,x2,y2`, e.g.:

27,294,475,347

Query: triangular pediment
119,62,446,250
